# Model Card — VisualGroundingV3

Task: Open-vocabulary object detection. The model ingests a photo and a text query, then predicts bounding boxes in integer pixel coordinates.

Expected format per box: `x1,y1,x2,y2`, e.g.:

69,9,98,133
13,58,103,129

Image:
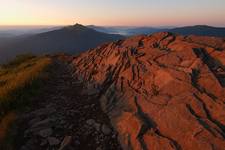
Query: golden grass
0,56,51,147
0,56,51,99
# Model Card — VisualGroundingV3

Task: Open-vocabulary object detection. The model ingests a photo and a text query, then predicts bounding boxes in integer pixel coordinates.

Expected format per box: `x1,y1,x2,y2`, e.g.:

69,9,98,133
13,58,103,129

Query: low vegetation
0,54,51,148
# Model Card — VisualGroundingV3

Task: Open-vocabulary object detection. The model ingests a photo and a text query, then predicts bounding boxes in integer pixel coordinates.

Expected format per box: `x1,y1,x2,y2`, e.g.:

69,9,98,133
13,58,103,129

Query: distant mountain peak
73,23,86,28
181,25,215,28
0,23,124,63
198,25,211,27
63,23,91,32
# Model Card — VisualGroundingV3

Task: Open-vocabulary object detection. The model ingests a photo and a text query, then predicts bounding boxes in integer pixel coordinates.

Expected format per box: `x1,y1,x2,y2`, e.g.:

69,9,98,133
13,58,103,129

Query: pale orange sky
0,0,225,26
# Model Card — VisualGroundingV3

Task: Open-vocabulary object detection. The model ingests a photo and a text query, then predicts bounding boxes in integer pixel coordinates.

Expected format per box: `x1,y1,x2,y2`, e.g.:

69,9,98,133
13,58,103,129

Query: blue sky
0,0,225,26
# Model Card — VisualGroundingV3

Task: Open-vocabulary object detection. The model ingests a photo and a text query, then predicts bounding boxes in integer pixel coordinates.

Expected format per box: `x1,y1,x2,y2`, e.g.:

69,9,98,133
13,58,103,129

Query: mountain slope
72,32,225,150
168,25,225,37
0,24,124,63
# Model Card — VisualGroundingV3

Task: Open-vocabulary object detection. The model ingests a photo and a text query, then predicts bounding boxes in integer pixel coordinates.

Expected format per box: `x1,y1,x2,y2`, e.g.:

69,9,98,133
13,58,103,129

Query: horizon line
0,24,225,28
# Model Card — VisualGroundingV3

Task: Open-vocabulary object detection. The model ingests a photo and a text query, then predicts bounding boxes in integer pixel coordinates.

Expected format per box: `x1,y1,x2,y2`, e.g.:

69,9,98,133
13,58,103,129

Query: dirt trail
15,59,122,150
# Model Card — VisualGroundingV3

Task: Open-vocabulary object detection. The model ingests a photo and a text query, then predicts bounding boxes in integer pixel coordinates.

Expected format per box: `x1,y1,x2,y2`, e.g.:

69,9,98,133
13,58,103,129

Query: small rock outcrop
72,32,225,150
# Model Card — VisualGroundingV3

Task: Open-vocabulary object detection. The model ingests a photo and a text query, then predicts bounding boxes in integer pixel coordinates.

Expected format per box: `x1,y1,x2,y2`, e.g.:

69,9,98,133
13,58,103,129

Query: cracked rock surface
72,32,225,150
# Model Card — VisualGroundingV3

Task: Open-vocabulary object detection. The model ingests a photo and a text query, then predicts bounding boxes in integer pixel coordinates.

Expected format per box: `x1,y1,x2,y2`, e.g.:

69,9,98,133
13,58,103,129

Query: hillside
0,55,51,149
0,24,124,63
169,25,225,37
72,32,225,150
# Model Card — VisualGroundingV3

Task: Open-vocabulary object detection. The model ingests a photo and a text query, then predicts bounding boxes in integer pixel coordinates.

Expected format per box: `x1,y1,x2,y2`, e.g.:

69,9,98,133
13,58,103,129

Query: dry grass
0,56,51,99
0,55,51,147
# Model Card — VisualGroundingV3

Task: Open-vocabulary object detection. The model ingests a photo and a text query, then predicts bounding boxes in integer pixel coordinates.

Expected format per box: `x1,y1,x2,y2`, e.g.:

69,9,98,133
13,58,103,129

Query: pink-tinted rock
72,32,225,150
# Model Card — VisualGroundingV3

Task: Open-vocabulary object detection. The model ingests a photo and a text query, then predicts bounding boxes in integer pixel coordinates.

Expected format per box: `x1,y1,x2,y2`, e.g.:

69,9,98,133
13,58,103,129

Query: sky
0,0,225,27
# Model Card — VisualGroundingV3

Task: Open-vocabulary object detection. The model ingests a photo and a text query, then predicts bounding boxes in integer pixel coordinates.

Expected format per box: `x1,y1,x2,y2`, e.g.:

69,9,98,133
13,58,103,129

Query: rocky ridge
72,32,225,150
